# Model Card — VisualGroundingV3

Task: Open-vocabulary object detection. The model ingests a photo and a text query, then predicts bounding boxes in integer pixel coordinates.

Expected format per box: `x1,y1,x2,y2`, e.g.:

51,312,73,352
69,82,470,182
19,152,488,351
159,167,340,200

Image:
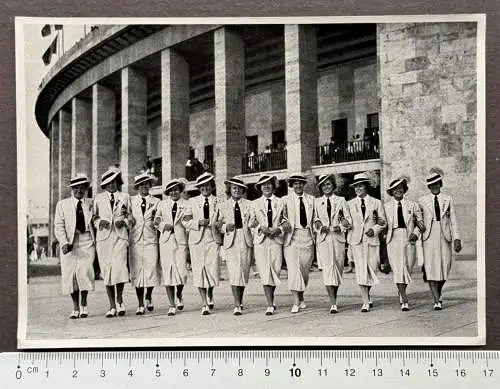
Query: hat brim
426,177,443,186
134,177,156,188
288,178,307,187
349,178,371,187
100,172,123,188
68,181,90,188
224,180,248,189
317,175,335,189
164,182,185,194
194,176,215,187
255,176,277,189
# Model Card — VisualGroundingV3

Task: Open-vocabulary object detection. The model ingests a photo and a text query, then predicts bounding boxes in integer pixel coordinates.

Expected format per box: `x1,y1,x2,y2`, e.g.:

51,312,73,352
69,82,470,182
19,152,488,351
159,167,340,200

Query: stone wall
378,22,477,256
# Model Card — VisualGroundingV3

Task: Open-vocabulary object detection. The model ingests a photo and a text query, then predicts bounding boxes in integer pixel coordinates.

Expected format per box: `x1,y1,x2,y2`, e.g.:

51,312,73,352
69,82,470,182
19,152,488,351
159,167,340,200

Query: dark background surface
0,0,497,351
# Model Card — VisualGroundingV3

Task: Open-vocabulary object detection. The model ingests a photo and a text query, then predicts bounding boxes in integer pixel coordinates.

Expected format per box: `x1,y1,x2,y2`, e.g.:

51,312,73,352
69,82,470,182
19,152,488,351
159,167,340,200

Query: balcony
185,158,214,181
242,149,287,174
316,137,380,165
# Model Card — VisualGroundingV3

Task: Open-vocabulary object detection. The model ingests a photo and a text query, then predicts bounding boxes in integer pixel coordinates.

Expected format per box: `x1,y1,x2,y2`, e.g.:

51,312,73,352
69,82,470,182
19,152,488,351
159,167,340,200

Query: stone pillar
71,97,92,177
214,27,245,197
161,49,190,185
49,119,59,255
121,66,148,194
378,22,477,255
58,108,72,200
284,24,318,174
92,83,116,197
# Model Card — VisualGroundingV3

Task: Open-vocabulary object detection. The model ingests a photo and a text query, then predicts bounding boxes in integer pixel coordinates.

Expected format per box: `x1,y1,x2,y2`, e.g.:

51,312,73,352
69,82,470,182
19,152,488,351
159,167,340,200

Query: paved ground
24,259,479,343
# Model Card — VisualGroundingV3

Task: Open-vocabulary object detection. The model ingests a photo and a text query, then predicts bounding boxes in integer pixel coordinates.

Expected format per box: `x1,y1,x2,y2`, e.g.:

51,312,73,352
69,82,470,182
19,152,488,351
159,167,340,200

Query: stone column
214,27,245,197
121,66,148,194
161,48,190,185
49,119,59,255
284,24,318,174
71,97,92,177
92,83,116,197
58,108,72,200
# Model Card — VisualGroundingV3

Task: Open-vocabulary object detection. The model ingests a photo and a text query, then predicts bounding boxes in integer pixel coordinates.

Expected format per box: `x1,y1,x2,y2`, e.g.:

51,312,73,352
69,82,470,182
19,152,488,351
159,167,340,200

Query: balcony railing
316,138,380,165
242,149,287,174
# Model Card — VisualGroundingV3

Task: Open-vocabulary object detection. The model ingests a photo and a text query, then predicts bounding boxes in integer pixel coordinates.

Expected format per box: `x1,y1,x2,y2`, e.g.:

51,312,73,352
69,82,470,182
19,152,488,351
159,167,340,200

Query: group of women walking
53,165,461,320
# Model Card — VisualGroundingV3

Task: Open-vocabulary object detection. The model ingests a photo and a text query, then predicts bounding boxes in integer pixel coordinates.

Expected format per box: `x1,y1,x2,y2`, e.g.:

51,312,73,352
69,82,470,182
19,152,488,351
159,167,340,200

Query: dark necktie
397,201,406,228
203,197,210,219
234,202,243,229
172,201,177,221
76,200,86,233
361,198,366,218
326,198,332,225
434,195,441,221
110,193,115,209
299,197,307,228
267,199,273,227
141,197,146,215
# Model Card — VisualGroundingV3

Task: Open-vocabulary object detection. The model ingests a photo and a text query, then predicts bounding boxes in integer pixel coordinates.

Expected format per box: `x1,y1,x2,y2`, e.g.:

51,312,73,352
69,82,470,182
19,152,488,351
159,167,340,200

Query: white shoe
69,310,79,319
433,302,442,311
146,299,154,312
329,305,338,314
299,301,307,310
401,302,409,312
167,307,176,316
233,306,242,316
201,306,210,315
117,303,126,316
291,305,300,314
361,304,370,313
136,306,145,315
79,306,88,318
207,298,215,310
105,308,117,318
265,306,275,316
176,298,184,311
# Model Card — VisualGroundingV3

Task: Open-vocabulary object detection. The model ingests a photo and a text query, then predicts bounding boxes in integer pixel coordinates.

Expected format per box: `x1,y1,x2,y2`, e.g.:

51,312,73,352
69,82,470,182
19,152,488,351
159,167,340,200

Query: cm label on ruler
3,351,500,388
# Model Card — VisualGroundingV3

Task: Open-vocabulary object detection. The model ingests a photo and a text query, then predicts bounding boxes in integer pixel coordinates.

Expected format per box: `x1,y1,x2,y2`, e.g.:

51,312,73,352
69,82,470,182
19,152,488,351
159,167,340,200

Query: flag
42,35,58,65
41,24,51,37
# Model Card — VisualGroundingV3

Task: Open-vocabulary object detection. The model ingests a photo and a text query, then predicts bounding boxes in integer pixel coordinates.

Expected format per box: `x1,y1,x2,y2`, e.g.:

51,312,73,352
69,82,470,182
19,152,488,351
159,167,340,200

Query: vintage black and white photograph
17,15,485,348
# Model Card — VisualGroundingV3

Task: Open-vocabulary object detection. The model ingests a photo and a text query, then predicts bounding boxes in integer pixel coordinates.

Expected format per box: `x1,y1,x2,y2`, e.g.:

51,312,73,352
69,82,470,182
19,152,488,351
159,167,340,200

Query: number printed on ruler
2,351,500,388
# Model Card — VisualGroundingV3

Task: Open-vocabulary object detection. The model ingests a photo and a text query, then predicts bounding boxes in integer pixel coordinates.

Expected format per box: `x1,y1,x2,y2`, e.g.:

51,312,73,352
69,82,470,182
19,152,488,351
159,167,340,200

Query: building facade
35,22,478,258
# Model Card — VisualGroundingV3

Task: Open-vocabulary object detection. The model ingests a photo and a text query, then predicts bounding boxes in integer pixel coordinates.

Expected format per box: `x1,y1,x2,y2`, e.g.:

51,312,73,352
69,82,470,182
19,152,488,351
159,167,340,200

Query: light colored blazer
54,197,95,246
251,195,286,245
384,198,423,243
92,191,132,242
182,194,222,245
219,198,254,249
418,193,460,242
313,195,352,244
282,192,315,246
347,195,386,246
155,198,188,245
129,195,160,244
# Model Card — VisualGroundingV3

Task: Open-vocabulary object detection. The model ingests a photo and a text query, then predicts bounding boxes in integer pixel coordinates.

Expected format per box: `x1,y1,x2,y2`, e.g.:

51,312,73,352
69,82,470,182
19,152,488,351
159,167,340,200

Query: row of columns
48,25,318,249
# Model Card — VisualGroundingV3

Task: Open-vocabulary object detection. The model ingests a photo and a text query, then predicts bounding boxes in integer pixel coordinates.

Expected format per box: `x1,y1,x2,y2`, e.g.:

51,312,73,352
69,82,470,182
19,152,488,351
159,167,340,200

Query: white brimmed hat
164,178,186,194
193,172,215,187
224,177,248,189
100,166,123,188
317,174,335,189
386,175,410,196
255,174,277,189
133,171,157,188
69,173,91,187
349,172,372,187
287,173,307,187
426,167,444,186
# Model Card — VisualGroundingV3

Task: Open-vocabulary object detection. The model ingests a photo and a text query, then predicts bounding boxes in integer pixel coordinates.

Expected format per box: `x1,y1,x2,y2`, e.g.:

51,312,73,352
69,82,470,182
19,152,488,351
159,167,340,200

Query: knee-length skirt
96,233,129,286
159,237,188,286
422,221,453,281
60,232,95,295
316,232,345,286
129,240,159,288
225,229,252,287
386,229,413,284
254,237,283,286
189,230,220,288
283,229,314,291
350,238,379,286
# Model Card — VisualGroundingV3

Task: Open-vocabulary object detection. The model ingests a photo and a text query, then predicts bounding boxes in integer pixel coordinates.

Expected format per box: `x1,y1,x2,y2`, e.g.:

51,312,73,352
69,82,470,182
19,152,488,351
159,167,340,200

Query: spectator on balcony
248,151,256,172
263,146,272,171
281,173,315,314
328,137,338,163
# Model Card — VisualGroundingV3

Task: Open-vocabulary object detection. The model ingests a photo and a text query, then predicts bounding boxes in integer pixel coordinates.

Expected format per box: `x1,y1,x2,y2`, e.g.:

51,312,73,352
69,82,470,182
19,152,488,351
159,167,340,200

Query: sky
23,24,90,220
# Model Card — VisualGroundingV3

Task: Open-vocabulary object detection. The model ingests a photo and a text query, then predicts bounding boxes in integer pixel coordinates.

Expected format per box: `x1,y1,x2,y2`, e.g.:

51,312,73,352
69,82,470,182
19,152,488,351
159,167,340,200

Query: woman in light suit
281,173,316,314
347,172,386,312
182,172,222,315
129,172,160,315
313,174,352,314
219,177,254,315
154,179,189,316
54,173,95,319
384,176,424,311
251,175,286,315
93,166,132,318
418,168,462,310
